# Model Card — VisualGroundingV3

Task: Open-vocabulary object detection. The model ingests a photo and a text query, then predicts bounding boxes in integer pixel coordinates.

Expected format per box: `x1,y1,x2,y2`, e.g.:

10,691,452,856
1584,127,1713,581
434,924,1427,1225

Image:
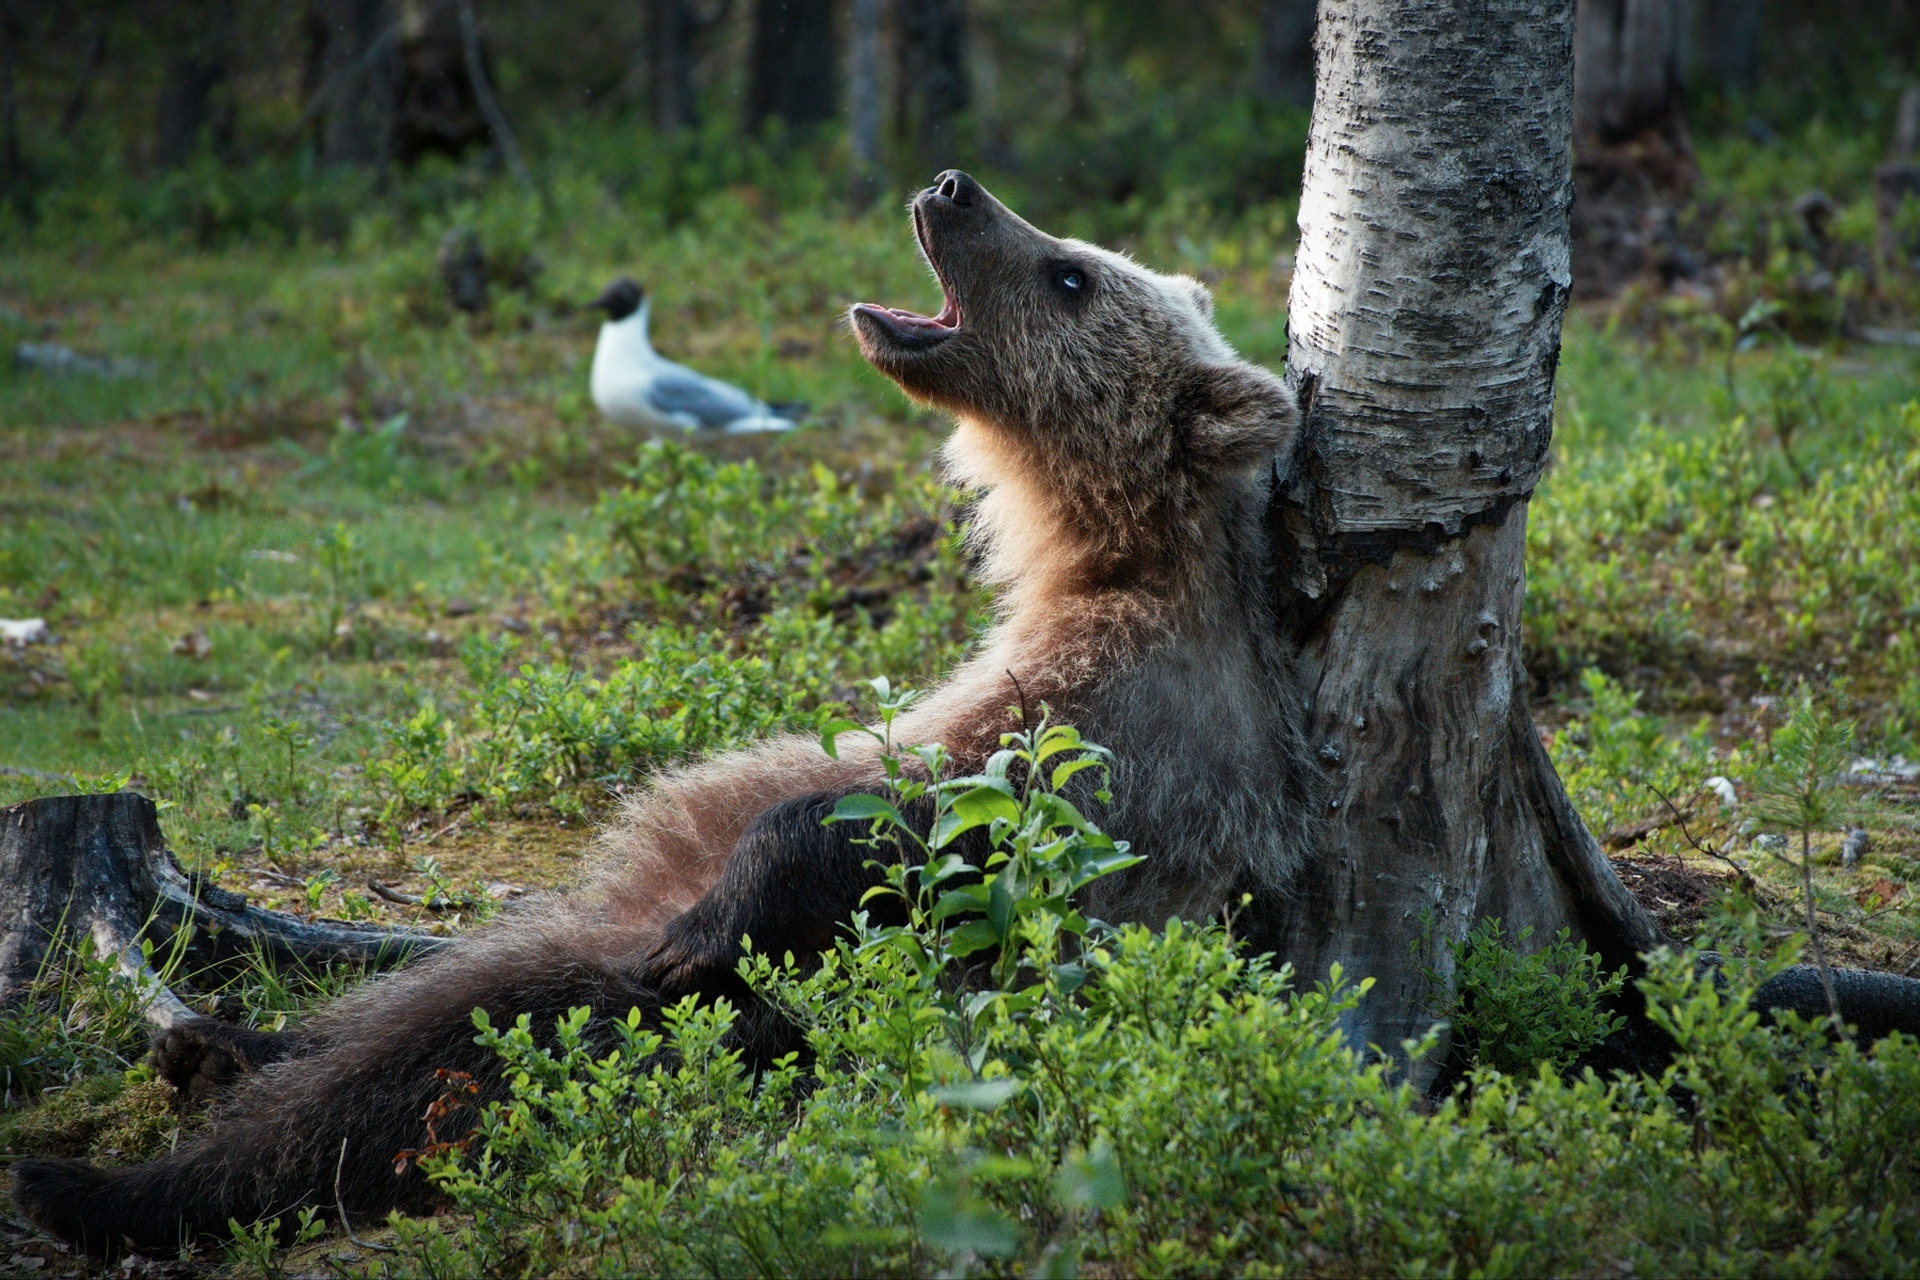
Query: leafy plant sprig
816,677,1141,1062
1743,690,1868,1023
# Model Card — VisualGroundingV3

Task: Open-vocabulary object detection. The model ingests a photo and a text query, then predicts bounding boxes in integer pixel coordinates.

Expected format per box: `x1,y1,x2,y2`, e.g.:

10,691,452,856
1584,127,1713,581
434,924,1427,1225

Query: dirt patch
1612,852,1729,944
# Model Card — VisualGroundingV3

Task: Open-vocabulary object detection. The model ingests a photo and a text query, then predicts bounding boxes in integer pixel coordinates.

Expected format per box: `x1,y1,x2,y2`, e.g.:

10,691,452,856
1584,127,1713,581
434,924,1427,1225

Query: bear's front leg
643,787,978,1002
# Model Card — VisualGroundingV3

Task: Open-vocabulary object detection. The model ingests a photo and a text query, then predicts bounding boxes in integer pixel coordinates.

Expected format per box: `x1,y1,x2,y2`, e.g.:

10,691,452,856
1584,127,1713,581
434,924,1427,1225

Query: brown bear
9,170,1311,1258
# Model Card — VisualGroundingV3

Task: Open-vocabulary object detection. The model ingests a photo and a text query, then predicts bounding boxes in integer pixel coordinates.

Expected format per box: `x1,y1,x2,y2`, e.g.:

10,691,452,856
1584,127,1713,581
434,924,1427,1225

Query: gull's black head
589,278,646,321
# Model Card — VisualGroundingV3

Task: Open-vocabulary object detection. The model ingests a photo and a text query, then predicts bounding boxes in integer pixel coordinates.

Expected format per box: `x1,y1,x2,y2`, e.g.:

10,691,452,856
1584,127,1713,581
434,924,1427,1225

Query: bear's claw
150,1018,298,1109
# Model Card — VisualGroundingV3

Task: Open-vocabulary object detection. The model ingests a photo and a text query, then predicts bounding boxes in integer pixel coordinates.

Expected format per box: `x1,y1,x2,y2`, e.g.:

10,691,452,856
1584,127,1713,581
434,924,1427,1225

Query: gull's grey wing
644,367,764,429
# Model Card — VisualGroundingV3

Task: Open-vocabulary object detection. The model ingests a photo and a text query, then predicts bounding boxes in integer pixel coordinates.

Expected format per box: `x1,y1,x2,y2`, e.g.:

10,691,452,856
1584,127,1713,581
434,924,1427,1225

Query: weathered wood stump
0,793,446,1028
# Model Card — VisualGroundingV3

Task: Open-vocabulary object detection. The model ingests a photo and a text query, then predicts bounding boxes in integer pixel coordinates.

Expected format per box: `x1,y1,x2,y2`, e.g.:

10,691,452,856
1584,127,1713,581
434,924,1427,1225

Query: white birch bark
1269,0,1660,1082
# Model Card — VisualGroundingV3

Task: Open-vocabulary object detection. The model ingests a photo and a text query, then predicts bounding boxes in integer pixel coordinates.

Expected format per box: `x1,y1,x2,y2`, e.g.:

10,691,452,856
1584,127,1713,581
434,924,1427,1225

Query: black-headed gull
586,279,797,435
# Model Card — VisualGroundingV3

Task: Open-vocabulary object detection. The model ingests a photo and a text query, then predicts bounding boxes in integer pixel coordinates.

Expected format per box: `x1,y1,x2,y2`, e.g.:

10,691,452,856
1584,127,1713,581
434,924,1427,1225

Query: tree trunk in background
303,0,400,167
848,0,883,208
1265,0,1661,1083
60,17,111,139
746,0,837,133
645,0,700,134
388,0,489,166
892,0,968,161
1877,87,1920,273
1569,0,1696,295
156,0,238,167
1573,0,1688,145
1256,0,1316,107
0,2,20,215
1696,0,1760,96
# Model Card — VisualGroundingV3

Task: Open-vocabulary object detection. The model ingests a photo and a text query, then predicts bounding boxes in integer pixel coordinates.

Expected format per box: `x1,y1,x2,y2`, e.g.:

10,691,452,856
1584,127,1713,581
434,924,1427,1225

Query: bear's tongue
855,291,959,335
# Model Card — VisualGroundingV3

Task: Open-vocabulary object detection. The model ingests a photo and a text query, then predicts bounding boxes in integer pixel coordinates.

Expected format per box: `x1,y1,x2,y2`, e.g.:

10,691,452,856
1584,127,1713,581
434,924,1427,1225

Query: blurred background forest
0,0,1913,250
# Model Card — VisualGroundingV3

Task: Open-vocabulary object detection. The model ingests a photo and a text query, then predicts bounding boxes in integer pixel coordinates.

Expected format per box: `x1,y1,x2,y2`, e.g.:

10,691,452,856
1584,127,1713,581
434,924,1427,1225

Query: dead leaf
171,629,212,660
1857,878,1905,909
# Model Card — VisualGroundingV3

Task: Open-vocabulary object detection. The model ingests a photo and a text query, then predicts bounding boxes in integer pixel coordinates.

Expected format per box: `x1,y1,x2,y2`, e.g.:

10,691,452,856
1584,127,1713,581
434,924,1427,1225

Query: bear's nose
932,170,977,207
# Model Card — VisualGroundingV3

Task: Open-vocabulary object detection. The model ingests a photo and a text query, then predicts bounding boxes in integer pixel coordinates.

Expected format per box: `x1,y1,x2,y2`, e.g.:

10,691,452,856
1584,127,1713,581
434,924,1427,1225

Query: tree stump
0,793,446,1028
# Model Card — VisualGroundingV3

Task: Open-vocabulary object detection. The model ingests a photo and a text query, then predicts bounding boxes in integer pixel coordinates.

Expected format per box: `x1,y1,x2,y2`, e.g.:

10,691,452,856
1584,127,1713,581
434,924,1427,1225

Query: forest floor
3,178,1920,1273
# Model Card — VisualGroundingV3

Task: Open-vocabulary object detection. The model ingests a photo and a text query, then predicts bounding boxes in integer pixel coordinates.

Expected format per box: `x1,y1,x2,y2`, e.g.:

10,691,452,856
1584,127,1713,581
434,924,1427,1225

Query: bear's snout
931,170,979,207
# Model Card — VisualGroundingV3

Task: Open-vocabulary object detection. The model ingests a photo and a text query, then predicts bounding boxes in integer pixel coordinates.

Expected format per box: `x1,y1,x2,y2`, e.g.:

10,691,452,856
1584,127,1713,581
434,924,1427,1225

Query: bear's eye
1048,262,1092,303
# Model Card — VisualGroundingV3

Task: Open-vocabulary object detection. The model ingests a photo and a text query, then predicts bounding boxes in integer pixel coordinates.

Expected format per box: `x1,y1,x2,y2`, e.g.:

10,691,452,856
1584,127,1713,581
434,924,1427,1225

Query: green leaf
919,853,977,892
1032,726,1087,766
987,872,1016,938
931,882,991,923
947,919,1001,957
933,786,1021,848
1081,850,1143,881
815,717,864,759
1049,756,1106,790
826,794,904,827
919,1180,1019,1258
1054,1142,1127,1210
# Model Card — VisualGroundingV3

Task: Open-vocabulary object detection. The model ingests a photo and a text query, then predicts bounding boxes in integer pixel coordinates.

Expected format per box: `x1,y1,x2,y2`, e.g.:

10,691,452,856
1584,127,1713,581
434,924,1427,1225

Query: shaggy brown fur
9,170,1309,1258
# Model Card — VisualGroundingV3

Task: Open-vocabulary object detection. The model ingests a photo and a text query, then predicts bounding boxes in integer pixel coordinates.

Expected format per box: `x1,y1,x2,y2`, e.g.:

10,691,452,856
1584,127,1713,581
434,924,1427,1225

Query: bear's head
852,171,1297,589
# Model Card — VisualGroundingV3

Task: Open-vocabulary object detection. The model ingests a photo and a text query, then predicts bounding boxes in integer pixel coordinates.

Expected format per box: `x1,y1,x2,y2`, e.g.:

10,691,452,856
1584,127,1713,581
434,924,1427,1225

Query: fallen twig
336,1137,394,1253
1604,806,1693,850
1646,782,1762,898
367,879,463,912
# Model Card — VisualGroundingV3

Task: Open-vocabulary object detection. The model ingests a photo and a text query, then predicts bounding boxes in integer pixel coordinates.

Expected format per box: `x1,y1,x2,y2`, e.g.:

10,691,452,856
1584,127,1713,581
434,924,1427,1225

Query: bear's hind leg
151,1017,302,1109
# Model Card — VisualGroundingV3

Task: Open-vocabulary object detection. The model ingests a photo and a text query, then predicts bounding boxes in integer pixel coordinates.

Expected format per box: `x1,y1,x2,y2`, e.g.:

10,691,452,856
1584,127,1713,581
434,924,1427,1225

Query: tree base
0,793,445,1029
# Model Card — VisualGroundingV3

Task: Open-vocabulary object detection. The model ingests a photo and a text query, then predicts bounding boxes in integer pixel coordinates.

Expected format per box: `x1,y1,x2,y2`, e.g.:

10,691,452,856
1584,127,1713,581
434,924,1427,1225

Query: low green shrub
1550,668,1717,834
1436,917,1628,1075
371,625,841,820
596,441,857,586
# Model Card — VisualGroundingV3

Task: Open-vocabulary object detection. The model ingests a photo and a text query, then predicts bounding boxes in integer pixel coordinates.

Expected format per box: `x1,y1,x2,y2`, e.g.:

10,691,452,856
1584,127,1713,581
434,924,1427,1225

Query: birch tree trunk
1266,0,1661,1083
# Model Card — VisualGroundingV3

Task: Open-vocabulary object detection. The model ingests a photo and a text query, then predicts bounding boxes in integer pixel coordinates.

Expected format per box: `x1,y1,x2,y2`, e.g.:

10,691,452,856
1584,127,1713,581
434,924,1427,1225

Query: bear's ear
1178,362,1300,473
1177,275,1216,320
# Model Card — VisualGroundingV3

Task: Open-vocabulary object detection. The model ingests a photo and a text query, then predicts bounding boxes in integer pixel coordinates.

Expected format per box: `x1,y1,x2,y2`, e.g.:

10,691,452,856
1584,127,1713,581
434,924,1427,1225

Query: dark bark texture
746,0,838,133
303,0,400,167
1569,0,1696,296
1271,0,1660,1080
892,0,969,159
1256,0,1317,107
155,0,238,168
0,793,444,1028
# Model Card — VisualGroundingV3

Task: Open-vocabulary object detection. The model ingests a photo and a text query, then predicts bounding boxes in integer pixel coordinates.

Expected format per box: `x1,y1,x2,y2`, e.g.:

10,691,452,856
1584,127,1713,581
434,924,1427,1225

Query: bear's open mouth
852,204,960,348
